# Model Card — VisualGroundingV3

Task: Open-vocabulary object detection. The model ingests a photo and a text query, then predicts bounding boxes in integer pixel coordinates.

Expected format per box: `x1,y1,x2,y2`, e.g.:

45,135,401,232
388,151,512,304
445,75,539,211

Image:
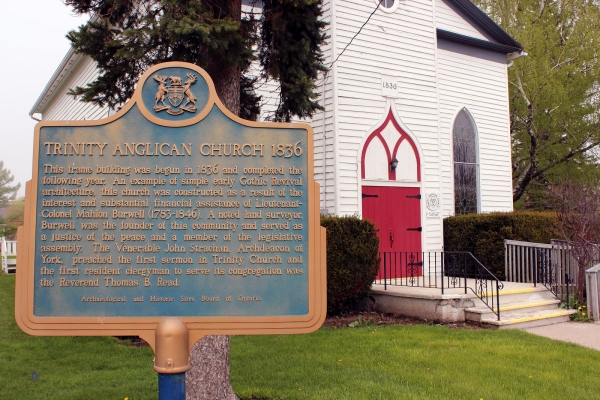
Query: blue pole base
158,372,186,400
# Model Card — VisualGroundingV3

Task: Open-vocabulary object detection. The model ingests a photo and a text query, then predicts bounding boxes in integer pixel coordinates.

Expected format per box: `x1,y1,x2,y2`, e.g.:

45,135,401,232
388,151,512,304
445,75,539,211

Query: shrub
321,215,380,315
443,211,559,278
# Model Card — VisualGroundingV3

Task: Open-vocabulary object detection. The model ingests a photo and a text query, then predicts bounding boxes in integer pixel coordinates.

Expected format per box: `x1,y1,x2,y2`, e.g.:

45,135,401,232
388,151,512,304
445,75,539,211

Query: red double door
362,186,422,280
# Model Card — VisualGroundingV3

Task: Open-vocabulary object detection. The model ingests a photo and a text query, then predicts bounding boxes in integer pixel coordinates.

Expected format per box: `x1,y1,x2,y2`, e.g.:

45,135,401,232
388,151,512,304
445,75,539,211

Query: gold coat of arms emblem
153,73,197,115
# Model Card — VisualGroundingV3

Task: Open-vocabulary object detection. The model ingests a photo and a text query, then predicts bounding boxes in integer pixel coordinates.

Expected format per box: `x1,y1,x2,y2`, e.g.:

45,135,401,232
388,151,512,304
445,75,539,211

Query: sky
0,1,89,197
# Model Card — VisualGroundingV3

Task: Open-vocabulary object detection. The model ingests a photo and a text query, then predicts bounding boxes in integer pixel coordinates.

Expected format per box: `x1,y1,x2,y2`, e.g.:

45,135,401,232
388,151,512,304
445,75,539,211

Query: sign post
155,318,189,399
16,62,326,396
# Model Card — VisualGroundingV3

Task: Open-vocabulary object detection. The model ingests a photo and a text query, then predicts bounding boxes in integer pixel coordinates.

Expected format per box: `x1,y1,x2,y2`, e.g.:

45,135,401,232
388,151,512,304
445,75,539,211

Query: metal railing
505,239,600,285
505,240,554,283
535,249,573,307
377,251,503,320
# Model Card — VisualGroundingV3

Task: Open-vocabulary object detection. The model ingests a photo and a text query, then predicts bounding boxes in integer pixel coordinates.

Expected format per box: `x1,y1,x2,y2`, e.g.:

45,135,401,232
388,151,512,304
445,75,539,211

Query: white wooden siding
333,0,442,251
435,0,492,41
42,56,109,121
315,0,336,213
436,39,513,217
33,0,516,252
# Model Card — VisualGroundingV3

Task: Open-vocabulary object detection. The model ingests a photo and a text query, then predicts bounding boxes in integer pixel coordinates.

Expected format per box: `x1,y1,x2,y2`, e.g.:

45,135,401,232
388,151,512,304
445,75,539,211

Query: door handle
389,229,394,248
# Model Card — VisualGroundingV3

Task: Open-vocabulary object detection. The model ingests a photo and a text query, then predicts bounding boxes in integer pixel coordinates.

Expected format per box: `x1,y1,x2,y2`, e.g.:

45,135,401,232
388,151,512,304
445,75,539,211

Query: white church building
30,0,524,257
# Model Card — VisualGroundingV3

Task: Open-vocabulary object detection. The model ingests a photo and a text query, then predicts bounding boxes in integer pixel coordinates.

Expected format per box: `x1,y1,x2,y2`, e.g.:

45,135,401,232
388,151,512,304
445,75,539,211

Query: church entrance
362,186,422,279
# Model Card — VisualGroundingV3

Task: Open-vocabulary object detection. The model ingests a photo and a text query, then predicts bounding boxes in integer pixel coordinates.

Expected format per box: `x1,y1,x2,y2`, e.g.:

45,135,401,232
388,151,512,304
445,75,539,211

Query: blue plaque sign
16,62,326,347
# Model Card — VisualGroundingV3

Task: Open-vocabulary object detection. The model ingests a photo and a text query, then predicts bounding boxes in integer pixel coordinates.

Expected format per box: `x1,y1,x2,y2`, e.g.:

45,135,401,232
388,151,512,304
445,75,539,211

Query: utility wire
258,1,384,116
328,1,382,69
318,1,382,87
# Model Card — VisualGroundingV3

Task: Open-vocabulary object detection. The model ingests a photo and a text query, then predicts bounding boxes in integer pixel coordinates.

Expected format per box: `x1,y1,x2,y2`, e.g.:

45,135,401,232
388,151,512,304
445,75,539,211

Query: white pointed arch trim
358,105,424,182
357,102,425,216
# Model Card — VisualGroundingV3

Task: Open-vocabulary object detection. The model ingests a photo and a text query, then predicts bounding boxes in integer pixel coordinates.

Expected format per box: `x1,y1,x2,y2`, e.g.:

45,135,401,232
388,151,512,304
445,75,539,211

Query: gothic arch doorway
360,109,423,279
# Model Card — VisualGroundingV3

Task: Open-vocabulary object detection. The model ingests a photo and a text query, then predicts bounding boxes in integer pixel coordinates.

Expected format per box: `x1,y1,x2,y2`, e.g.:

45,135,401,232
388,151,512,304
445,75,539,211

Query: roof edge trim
437,29,522,54
29,48,79,116
29,14,97,116
445,0,523,50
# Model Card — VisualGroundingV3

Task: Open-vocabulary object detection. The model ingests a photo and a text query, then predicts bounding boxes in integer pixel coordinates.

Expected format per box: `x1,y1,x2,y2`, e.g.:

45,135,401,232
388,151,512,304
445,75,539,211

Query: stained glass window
453,109,478,215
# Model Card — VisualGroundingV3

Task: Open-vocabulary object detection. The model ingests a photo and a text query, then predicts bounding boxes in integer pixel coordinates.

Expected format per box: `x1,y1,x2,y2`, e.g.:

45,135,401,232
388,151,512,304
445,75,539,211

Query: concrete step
482,286,558,305
480,308,577,330
465,299,561,322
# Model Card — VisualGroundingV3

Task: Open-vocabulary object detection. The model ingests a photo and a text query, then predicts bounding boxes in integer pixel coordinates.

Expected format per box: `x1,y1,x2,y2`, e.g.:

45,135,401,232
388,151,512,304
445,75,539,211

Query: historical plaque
16,62,326,349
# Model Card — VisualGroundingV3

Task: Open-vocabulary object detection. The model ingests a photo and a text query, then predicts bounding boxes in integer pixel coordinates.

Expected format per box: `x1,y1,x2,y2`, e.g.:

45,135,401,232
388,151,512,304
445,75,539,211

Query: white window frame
375,0,400,13
452,107,480,215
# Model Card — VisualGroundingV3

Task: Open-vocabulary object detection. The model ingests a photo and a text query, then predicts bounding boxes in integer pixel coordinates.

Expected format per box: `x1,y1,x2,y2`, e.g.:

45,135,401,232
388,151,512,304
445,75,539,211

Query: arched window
453,108,478,215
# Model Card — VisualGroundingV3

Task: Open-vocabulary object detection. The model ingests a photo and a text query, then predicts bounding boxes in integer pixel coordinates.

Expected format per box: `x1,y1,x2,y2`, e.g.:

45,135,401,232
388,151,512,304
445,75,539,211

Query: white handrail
504,239,576,285
1,237,17,273
504,239,552,249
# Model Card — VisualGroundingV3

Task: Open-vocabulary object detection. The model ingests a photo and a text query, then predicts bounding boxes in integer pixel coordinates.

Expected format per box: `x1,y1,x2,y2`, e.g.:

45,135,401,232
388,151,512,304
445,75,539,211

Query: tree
0,161,20,208
64,1,327,398
1,197,24,238
473,0,600,207
65,0,327,122
548,178,600,303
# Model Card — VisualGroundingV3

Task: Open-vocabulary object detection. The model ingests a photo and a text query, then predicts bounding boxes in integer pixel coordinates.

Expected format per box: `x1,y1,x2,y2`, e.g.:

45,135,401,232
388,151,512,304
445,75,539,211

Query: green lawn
0,275,156,399
1,273,599,399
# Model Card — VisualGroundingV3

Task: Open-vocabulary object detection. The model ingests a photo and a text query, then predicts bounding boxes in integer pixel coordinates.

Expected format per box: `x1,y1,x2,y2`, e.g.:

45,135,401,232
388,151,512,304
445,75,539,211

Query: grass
231,327,600,399
0,274,156,400
1,273,600,399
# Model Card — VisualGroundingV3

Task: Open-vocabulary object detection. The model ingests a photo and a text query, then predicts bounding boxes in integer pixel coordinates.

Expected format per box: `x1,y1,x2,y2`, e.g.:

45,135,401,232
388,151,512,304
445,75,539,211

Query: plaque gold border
16,62,326,350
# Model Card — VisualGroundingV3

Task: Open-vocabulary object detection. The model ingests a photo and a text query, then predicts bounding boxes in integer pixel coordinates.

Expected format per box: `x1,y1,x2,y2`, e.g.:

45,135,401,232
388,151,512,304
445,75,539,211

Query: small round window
377,0,399,13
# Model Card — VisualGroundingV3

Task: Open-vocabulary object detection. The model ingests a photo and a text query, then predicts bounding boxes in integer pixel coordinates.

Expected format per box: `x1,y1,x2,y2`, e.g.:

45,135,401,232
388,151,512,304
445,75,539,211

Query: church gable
436,0,523,55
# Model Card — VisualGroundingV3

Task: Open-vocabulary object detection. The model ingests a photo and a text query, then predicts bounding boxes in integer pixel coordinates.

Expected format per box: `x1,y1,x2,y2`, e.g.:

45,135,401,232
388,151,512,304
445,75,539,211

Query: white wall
41,57,109,121
436,39,513,216
308,0,336,214
35,0,515,250
332,0,442,250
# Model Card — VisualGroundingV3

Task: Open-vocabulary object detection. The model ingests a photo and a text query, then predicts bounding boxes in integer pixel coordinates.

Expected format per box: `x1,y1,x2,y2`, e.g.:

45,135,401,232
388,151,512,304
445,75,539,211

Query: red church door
362,186,422,280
